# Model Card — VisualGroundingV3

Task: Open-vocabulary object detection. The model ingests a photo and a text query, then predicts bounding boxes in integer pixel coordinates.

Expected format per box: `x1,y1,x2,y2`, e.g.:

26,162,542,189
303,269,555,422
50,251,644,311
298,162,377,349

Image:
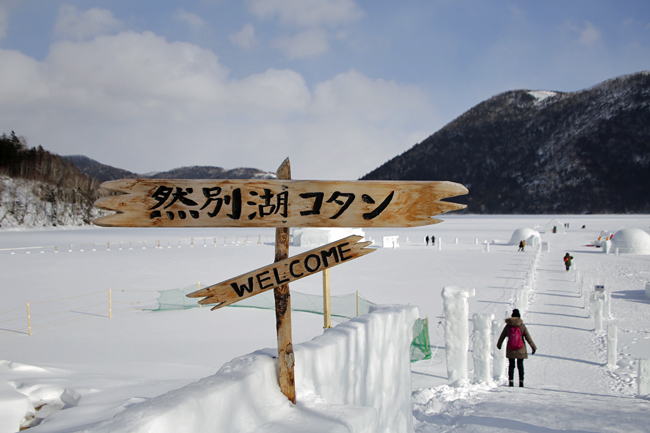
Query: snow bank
293,228,366,248
0,382,34,433
79,304,419,433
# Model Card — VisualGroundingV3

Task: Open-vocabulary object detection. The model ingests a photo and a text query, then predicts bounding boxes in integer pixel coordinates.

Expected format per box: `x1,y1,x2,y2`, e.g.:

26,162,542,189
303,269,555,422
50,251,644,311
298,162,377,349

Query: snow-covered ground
1,215,650,432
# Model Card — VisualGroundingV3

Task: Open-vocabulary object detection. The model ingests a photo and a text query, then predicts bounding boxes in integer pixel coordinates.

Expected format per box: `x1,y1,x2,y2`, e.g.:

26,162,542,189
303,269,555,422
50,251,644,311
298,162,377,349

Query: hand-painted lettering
337,242,353,261
231,277,255,297
319,246,340,267
304,254,321,273
256,270,273,290
273,267,290,285
289,259,303,278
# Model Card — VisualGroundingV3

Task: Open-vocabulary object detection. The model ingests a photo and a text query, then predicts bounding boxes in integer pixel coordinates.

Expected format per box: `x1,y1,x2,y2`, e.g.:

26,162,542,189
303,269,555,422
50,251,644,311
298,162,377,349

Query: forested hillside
0,132,104,228
363,72,650,214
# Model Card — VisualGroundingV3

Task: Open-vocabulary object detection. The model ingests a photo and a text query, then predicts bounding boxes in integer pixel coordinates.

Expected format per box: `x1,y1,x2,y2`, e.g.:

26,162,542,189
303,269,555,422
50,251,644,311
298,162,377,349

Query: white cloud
229,23,258,49
578,21,601,46
245,0,363,28
0,30,436,180
0,0,21,43
271,28,330,59
173,9,207,31
54,5,123,41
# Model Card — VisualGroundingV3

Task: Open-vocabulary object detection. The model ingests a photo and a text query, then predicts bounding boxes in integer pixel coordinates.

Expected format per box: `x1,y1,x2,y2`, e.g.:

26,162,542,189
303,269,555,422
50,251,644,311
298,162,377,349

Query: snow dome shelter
545,218,565,234
508,228,541,246
611,229,650,254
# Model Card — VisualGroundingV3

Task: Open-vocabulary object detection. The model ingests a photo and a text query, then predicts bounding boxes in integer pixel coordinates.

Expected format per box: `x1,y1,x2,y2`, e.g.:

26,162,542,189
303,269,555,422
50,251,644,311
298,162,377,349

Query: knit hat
512,309,521,318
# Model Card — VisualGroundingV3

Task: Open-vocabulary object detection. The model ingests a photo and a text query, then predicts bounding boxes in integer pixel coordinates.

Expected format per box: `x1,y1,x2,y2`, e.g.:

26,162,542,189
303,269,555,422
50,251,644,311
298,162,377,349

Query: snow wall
83,304,418,433
293,228,366,248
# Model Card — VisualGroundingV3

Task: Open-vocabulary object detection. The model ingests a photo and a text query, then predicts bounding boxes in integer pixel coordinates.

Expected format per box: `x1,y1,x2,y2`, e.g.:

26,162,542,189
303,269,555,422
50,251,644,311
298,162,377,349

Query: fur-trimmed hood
505,317,523,327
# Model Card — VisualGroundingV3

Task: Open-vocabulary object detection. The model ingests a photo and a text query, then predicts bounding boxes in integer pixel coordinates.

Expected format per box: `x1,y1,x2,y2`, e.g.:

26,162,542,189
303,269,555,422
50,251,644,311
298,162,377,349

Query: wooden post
274,158,296,404
356,290,360,316
27,302,31,336
323,268,331,329
109,289,112,319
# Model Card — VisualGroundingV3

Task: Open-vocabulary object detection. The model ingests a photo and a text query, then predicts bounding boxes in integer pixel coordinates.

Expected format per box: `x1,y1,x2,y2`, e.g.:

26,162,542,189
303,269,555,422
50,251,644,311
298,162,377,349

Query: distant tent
544,218,565,234
508,228,541,246
611,229,650,254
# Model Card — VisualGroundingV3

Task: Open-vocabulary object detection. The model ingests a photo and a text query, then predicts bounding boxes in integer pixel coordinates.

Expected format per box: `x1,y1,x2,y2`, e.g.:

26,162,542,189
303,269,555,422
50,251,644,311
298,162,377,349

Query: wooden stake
27,302,31,336
274,157,296,404
356,290,360,317
323,268,331,329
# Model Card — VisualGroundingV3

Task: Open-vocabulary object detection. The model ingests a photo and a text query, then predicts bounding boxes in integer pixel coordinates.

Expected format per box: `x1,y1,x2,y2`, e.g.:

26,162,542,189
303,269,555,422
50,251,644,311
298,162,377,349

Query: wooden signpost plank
186,234,374,309
93,179,467,228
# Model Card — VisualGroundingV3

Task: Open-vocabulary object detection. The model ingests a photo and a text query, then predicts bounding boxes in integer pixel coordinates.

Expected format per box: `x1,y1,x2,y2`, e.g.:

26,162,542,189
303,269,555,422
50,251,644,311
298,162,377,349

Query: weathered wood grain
93,179,467,228
186,235,374,309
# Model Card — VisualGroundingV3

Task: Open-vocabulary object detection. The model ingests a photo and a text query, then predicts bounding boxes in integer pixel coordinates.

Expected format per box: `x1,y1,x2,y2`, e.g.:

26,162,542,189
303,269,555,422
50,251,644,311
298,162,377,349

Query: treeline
0,132,105,227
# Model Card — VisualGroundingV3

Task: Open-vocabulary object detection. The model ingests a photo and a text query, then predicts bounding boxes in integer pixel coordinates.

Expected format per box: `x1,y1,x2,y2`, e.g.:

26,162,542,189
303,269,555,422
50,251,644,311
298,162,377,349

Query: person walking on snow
497,309,537,388
518,240,525,252
563,253,574,271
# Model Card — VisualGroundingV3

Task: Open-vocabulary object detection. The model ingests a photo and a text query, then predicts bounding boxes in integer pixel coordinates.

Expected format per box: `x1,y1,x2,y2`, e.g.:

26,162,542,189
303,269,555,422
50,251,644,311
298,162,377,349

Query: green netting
152,284,429,363
411,317,431,362
150,284,374,318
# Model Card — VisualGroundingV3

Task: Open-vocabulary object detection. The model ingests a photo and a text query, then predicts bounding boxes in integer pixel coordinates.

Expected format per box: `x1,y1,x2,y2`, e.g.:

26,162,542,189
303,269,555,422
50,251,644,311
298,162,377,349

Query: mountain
362,72,650,214
64,155,276,182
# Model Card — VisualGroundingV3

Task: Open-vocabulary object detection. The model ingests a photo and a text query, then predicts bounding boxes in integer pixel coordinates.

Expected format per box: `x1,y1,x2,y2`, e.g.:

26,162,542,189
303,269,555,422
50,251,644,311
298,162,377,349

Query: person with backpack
563,253,573,271
497,309,537,387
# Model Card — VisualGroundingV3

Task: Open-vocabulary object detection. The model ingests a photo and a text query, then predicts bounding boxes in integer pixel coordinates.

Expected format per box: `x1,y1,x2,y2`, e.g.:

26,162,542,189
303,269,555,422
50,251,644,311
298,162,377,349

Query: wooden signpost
93,158,468,404
93,178,467,228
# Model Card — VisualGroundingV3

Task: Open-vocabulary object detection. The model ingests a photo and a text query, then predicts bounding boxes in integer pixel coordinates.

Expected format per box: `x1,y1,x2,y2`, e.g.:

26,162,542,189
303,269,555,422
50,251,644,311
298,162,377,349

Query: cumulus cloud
0,29,435,179
271,28,330,58
564,20,602,46
173,9,207,31
54,5,123,41
245,0,363,59
229,23,259,49
245,0,363,28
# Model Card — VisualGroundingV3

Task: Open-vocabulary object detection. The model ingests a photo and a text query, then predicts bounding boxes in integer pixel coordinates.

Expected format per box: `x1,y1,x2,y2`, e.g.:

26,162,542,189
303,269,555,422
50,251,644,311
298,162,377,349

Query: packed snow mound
611,228,650,254
508,228,541,246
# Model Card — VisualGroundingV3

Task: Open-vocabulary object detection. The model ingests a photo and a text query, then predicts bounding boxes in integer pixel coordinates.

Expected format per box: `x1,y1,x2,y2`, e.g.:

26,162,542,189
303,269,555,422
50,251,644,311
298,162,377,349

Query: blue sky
0,0,648,179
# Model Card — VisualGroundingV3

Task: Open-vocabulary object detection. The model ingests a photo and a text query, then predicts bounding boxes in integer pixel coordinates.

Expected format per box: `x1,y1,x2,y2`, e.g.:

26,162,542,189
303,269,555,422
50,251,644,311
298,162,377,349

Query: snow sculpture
508,228,541,246
472,314,493,383
611,229,650,254
492,319,506,381
594,298,604,332
441,286,475,386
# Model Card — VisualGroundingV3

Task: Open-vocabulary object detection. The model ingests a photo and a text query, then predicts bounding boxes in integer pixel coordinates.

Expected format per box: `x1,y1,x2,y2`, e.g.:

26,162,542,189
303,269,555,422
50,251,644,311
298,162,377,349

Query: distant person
425,236,429,246
563,253,573,271
582,225,586,229
431,236,436,245
518,240,525,252
497,309,537,387
553,226,557,233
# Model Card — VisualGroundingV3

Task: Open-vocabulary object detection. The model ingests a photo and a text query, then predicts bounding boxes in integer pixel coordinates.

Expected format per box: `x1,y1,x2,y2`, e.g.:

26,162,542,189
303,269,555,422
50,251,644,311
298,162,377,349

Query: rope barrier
0,235,273,254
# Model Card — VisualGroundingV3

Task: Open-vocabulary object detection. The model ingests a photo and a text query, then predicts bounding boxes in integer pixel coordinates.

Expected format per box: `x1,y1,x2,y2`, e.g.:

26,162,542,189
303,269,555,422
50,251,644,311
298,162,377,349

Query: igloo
508,228,541,246
544,218,565,234
611,229,650,254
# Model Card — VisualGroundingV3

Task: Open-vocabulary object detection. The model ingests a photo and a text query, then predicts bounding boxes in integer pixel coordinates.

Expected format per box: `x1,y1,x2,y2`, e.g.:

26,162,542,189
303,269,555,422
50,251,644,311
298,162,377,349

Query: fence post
639,359,650,396
27,302,31,336
322,269,331,329
356,291,360,316
607,325,617,368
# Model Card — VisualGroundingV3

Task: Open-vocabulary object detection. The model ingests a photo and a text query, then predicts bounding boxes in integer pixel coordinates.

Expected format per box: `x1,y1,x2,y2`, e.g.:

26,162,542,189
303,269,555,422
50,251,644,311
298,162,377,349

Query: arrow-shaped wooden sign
187,235,374,309
93,179,467,228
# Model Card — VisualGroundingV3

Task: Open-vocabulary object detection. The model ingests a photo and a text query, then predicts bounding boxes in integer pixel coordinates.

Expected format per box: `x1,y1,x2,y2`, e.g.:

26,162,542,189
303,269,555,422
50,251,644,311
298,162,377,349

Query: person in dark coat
497,309,537,387
425,236,429,246
563,253,574,271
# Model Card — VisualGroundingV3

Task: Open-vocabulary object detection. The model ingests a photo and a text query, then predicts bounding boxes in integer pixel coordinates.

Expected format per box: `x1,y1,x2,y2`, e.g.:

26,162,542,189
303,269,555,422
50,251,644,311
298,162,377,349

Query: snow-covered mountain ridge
363,71,650,214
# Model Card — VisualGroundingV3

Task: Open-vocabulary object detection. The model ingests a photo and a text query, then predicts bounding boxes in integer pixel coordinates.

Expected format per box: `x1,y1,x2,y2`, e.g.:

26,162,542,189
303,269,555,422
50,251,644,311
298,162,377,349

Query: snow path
414,244,650,432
